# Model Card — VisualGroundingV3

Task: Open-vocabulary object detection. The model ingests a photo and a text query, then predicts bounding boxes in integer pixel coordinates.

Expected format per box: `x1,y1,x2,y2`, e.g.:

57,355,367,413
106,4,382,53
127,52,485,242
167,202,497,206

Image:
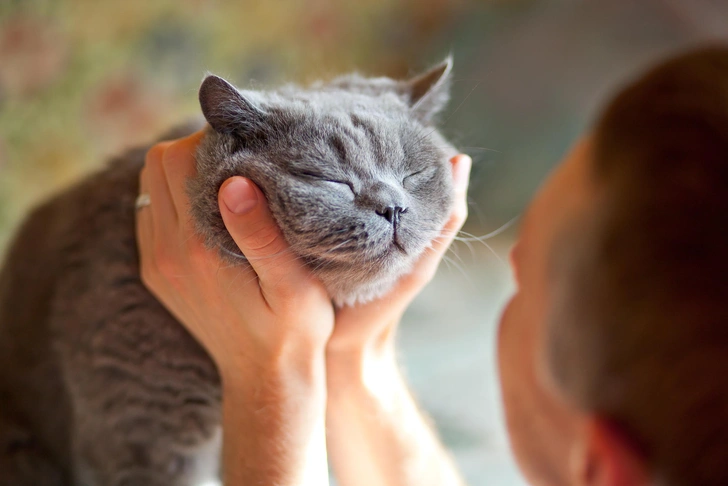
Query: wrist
221,345,328,398
219,347,329,486
326,312,400,362
326,341,401,399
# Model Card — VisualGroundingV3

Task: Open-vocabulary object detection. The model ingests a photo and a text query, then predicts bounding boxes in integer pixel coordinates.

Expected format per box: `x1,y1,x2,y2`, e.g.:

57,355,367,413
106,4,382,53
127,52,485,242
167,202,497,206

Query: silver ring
135,193,151,211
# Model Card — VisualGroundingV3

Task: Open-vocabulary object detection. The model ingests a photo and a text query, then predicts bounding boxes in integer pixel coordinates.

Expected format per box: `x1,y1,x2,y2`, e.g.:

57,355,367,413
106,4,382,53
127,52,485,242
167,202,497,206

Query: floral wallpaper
0,0,469,249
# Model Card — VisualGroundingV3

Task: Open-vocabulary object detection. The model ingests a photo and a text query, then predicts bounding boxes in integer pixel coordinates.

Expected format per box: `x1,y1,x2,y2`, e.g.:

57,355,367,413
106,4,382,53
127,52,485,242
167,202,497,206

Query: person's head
497,45,728,486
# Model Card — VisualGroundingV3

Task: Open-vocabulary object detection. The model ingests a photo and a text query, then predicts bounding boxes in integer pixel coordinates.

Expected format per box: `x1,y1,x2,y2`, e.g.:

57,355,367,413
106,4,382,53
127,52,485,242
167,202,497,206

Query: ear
400,56,453,123
570,417,649,486
199,74,267,136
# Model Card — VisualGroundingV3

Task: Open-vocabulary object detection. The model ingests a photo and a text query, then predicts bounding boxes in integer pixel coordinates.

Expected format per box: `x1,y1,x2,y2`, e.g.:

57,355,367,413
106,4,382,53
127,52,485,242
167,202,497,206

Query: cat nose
376,206,407,225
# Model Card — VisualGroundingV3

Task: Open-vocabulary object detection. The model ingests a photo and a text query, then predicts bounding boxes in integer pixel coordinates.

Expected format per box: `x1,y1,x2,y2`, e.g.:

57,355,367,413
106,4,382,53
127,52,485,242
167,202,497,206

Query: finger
217,177,310,302
161,130,206,217
433,154,472,250
136,166,155,267
417,154,472,257
452,154,472,205
144,141,178,234
398,154,472,291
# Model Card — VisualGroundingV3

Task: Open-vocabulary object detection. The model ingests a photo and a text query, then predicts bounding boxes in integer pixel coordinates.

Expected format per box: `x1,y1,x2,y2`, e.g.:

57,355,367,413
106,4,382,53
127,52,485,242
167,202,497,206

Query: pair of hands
136,130,471,383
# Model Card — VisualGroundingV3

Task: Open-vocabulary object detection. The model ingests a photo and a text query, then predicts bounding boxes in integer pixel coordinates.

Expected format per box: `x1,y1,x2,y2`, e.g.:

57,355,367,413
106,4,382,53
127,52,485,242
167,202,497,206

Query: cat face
189,60,456,306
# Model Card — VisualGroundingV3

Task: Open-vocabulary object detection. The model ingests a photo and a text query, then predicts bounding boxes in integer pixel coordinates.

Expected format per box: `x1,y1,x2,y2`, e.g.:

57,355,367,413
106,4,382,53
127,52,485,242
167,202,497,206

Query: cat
0,59,456,486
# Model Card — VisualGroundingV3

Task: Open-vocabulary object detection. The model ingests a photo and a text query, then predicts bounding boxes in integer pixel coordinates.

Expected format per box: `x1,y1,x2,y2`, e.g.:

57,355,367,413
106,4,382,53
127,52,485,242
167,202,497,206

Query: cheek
496,293,519,387
496,295,534,454
496,294,528,449
279,185,355,224
495,292,573,486
413,177,453,216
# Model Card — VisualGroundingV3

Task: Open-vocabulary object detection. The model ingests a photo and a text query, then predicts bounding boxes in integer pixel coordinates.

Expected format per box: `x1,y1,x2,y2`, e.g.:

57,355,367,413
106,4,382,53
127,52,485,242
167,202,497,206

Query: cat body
0,60,456,485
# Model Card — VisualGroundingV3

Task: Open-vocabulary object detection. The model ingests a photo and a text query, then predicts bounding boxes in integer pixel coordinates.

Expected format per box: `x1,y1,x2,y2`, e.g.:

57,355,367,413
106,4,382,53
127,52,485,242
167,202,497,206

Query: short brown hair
547,45,728,486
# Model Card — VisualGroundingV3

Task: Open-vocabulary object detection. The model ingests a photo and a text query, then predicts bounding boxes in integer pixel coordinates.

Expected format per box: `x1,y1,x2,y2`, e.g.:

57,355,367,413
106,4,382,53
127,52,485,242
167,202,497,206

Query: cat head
189,59,456,306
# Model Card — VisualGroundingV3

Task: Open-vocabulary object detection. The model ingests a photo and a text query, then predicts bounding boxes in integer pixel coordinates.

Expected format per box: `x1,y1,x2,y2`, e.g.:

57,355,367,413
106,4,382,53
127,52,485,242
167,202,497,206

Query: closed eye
402,168,427,183
403,167,436,187
295,170,355,194
295,170,327,180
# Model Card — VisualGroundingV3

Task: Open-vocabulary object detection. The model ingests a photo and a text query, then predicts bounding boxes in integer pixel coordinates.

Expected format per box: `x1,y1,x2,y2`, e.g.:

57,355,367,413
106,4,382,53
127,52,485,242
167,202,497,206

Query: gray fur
192,59,456,305
0,60,455,485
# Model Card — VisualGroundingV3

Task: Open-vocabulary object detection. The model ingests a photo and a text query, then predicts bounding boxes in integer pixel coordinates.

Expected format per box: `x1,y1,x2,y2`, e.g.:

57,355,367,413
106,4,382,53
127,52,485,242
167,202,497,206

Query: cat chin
211,236,414,307
330,280,398,308
325,260,415,308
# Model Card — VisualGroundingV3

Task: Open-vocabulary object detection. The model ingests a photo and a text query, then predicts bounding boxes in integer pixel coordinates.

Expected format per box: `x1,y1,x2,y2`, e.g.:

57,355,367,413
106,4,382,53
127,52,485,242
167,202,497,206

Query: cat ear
199,74,267,135
401,56,453,123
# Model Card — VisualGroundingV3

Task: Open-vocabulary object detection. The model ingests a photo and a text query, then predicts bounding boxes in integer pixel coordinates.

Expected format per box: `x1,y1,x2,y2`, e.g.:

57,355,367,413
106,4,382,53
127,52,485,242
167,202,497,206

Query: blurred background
2,0,728,484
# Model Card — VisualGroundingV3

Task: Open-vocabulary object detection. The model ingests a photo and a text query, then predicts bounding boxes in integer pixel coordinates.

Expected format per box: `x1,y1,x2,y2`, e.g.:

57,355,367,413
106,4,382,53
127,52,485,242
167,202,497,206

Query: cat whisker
220,246,248,261
429,234,475,262
421,219,519,269
227,250,311,291
440,252,453,273
456,217,520,241
480,239,506,267
412,80,484,149
459,146,501,153
213,244,310,294
309,259,330,276
440,253,472,283
321,238,356,256
307,238,356,275
319,228,351,237
218,243,308,264
215,262,257,292
445,241,468,268
419,215,520,243
442,80,483,128
309,229,357,249
422,238,478,287
433,231,508,267
454,234,477,259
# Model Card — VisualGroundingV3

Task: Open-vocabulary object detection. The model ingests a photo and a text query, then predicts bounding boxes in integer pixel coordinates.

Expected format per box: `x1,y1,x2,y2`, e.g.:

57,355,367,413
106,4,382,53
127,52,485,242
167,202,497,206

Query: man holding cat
138,45,728,486
138,127,472,486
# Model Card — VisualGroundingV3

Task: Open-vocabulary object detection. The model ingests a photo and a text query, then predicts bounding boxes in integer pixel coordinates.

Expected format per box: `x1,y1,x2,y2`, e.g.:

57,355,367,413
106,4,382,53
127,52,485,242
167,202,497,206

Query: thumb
218,177,307,292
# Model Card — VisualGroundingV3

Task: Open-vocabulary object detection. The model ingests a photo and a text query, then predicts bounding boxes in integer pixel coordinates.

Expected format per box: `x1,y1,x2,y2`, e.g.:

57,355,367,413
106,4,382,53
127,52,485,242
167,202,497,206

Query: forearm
326,344,465,486
221,354,329,486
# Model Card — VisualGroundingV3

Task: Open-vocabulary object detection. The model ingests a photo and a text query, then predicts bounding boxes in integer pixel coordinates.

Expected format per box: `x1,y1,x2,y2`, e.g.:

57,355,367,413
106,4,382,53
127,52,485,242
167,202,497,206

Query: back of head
547,45,728,486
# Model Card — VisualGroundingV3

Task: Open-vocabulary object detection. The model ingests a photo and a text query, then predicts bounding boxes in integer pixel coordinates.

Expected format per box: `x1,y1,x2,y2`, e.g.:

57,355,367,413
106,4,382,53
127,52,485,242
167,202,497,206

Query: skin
498,138,651,486
137,131,653,486
137,132,333,486
136,130,471,485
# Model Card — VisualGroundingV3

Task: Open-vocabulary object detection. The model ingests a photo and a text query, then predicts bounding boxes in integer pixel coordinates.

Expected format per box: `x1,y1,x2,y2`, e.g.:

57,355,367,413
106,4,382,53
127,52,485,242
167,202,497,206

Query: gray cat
0,59,456,485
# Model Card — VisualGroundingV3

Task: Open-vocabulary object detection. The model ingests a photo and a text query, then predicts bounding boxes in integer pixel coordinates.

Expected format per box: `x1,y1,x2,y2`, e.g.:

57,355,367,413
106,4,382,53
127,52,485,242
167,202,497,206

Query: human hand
324,154,471,486
136,131,334,485
326,154,472,375
135,131,335,382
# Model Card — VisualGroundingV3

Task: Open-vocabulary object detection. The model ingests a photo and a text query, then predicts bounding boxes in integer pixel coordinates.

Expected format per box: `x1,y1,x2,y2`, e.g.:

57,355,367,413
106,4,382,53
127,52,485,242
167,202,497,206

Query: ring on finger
135,193,151,211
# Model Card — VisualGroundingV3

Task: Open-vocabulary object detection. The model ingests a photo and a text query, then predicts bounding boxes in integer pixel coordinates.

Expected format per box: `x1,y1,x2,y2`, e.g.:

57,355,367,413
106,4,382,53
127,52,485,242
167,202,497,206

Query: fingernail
221,178,258,215
453,155,472,190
